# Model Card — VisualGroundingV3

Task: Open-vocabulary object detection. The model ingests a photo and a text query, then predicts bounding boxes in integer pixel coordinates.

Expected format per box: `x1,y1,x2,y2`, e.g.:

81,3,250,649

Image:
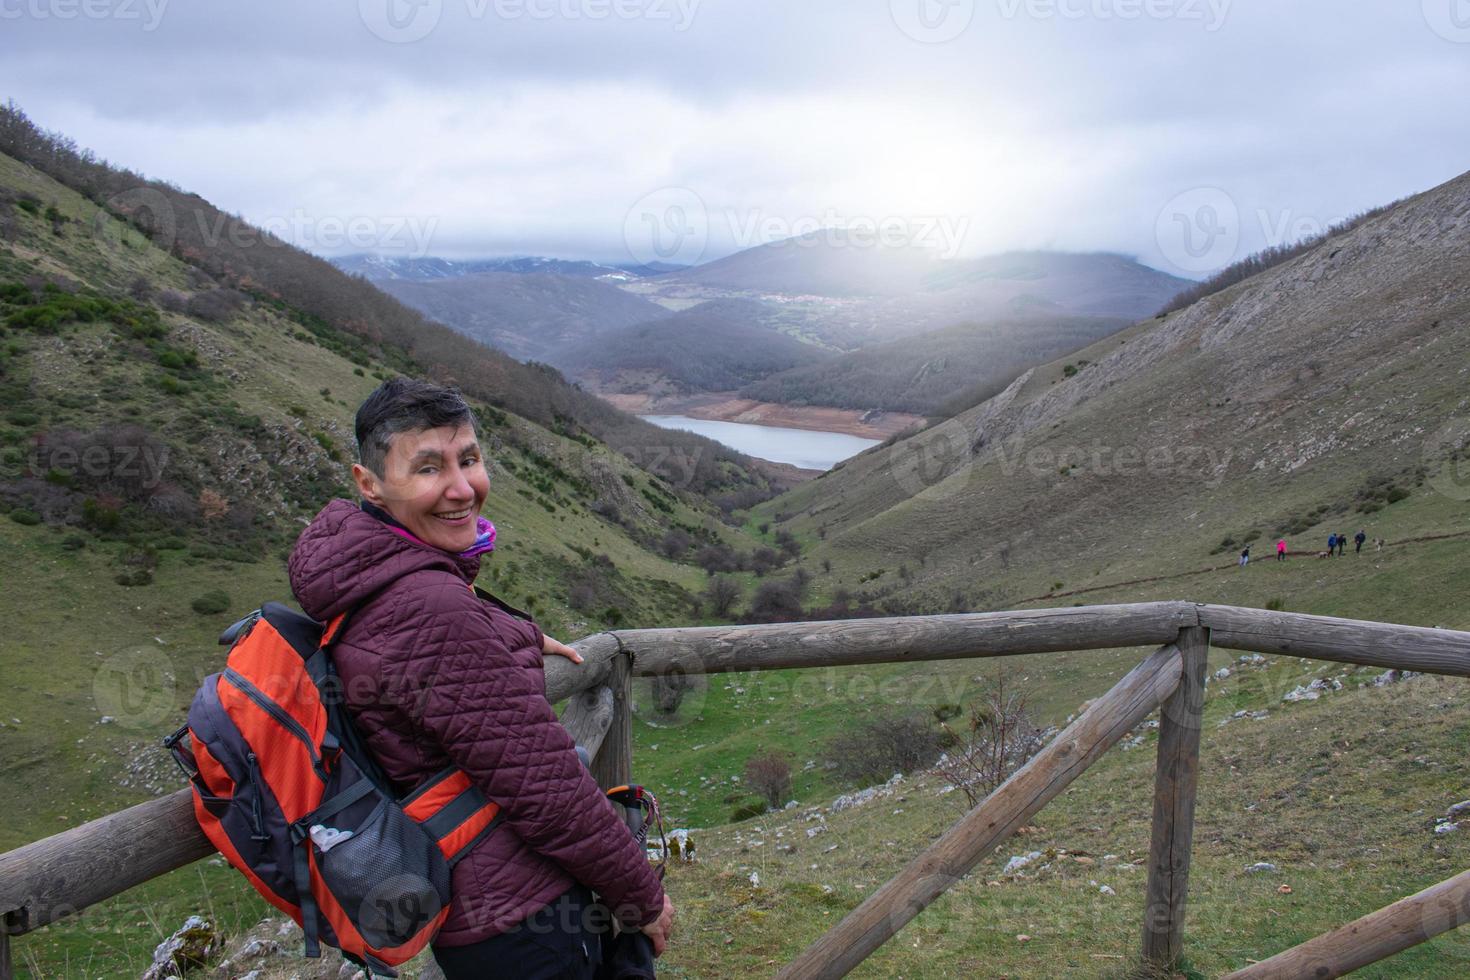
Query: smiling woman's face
352,423,488,553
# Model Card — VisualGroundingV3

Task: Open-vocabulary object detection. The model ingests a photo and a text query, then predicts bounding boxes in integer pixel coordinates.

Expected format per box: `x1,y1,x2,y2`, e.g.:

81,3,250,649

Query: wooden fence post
589,649,632,793
1,929,12,980
779,643,1186,980
1141,624,1210,969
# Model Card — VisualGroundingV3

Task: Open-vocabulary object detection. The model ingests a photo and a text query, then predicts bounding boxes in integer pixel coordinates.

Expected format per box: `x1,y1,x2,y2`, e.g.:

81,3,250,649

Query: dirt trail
1013,529,1470,606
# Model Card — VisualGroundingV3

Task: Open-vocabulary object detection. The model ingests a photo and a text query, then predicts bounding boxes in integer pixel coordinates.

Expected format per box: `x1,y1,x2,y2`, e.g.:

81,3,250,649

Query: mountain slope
370,269,676,364
738,312,1130,415
755,168,1470,609
554,298,836,392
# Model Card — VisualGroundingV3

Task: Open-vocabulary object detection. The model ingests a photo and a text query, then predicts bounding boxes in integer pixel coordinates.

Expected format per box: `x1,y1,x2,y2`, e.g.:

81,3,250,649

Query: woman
288,377,672,979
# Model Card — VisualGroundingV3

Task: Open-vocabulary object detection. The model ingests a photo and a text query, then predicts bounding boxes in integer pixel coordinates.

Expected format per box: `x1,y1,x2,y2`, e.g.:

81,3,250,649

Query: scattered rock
1016,934,1031,943
1434,820,1459,835
1277,884,1293,895
141,916,220,979
1447,800,1470,819
1098,885,1116,896
1245,862,1278,873
1003,851,1043,875
748,871,761,888
1214,667,1231,681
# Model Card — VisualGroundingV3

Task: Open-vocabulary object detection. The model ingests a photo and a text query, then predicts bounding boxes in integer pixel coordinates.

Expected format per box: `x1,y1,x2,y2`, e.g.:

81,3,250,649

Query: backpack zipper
223,667,326,776
245,752,271,842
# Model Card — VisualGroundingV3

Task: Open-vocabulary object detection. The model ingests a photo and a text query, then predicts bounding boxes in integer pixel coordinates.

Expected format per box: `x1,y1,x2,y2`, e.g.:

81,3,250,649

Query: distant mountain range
333,253,681,282
337,239,1190,416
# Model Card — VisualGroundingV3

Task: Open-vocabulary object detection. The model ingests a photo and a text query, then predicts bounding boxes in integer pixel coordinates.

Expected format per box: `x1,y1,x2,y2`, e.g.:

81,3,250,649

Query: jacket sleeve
387,572,664,927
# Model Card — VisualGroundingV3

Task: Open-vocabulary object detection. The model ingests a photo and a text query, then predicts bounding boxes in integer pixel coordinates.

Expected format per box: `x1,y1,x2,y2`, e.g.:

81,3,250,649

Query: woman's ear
352,463,384,506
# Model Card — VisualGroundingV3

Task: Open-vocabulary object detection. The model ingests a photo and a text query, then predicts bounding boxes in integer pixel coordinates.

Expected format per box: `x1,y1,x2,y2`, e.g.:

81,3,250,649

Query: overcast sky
3,0,1468,275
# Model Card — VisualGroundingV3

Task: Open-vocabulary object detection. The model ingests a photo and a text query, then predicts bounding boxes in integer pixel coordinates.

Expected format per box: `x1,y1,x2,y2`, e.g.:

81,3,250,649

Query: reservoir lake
639,415,882,470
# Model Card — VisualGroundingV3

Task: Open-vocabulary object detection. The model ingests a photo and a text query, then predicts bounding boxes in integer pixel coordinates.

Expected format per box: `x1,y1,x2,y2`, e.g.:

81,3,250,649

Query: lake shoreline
599,391,925,440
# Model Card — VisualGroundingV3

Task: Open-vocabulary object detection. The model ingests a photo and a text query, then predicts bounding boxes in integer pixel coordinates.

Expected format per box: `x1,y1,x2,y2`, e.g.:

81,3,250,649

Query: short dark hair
354,377,478,476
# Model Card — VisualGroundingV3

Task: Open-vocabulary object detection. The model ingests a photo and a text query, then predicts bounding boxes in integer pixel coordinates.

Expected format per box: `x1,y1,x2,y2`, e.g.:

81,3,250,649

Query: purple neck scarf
362,500,496,558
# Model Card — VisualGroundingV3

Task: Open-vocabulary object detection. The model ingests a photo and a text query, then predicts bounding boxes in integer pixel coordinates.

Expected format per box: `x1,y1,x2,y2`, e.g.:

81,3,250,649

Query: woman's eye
462,456,481,468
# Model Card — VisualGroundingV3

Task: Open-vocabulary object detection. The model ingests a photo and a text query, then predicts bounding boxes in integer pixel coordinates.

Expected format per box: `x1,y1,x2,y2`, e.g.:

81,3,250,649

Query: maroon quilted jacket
288,499,665,944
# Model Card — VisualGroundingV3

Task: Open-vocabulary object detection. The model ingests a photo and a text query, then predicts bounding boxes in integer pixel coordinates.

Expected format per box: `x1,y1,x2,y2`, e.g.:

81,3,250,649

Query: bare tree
935,672,1048,807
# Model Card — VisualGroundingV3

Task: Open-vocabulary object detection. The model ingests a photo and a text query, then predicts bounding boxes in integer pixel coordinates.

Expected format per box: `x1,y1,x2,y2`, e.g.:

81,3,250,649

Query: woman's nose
445,466,475,500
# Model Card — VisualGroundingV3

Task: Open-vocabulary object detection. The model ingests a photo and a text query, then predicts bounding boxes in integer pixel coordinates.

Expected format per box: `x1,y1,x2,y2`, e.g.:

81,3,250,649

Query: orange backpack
165,602,501,976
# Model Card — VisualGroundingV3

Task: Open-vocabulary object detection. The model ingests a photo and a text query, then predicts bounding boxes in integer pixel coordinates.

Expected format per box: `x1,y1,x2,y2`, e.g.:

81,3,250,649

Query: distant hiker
1337,532,1347,556
1376,537,1385,552
1276,538,1287,561
1239,545,1250,568
1327,533,1337,555
1354,530,1367,554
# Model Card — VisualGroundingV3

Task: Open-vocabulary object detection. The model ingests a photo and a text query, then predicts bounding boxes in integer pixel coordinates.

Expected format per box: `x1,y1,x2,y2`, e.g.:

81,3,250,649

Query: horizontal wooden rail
1221,866,1470,979
0,687,624,939
546,602,1197,690
1195,604,1470,677
0,789,210,937
778,642,1185,979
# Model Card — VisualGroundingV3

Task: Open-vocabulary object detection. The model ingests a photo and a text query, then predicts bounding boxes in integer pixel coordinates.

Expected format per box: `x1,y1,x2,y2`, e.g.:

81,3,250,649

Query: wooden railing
2,601,1469,978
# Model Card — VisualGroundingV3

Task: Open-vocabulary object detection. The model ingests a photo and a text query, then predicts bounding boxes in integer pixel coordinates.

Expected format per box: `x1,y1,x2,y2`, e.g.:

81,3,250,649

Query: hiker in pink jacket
289,377,671,979
1276,538,1288,561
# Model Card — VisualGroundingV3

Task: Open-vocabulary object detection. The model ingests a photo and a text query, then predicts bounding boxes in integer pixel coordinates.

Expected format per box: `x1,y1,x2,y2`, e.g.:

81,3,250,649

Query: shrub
827,715,944,785
1265,597,1287,612
704,576,741,618
191,590,231,615
9,508,40,525
743,752,793,810
115,568,153,586
729,801,765,822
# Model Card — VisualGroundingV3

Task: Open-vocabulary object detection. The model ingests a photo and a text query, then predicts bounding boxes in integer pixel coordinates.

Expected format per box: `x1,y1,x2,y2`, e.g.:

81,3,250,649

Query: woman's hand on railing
540,634,584,664
641,894,675,956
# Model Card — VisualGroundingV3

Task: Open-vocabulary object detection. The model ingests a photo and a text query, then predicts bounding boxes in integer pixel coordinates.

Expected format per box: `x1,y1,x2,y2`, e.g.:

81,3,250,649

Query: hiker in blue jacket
1327,533,1337,556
